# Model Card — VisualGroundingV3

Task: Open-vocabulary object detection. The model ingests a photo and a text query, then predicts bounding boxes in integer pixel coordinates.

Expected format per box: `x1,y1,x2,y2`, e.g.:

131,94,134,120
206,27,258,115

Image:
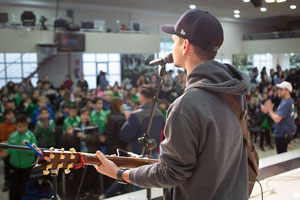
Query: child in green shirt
90,97,109,134
35,108,56,148
7,114,37,200
63,105,81,133
159,99,168,120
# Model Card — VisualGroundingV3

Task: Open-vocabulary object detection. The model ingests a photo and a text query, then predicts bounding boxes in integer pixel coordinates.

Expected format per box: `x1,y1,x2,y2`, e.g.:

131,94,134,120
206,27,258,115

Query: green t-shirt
132,95,138,103
90,109,110,134
63,116,81,131
160,109,167,120
14,93,22,108
260,117,271,129
35,119,56,147
112,93,122,99
8,130,37,168
25,102,38,119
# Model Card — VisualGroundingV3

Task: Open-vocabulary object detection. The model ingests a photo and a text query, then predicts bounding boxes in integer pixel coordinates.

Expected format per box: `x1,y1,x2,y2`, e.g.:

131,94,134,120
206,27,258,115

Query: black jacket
105,112,126,155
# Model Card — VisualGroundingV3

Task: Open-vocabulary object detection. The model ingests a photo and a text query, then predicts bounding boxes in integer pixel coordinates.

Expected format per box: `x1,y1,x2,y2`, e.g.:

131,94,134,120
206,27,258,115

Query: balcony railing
243,30,300,41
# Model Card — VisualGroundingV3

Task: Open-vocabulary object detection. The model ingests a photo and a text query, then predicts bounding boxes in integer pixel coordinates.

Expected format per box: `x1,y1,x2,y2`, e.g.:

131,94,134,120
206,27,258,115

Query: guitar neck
81,152,158,169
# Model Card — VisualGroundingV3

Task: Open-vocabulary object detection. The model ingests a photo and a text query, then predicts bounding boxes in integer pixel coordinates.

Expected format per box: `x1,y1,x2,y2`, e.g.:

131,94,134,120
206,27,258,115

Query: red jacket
0,121,16,142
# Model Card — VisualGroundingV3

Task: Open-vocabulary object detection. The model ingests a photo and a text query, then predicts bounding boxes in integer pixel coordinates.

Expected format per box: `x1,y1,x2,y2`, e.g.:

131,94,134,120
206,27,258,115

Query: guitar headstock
36,147,82,175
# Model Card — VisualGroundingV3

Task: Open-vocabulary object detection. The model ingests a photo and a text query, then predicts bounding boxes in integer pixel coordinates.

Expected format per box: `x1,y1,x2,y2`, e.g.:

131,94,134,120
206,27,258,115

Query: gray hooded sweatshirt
129,60,250,200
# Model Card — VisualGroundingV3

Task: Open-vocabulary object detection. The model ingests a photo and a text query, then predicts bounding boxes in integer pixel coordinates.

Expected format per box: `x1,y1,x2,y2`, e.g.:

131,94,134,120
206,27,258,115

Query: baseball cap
161,9,223,51
276,81,293,92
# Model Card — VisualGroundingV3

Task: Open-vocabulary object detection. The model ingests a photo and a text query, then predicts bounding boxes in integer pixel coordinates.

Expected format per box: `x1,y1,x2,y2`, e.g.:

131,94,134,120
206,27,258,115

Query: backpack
223,94,259,197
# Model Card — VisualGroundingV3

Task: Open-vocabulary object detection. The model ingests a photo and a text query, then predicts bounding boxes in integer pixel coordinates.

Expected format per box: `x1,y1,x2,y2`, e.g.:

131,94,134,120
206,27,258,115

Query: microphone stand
138,63,166,200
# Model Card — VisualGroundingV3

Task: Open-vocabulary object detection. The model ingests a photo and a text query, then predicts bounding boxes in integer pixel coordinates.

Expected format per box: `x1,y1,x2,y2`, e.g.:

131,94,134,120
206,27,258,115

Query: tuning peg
43,163,52,175
52,163,63,175
64,163,73,174
60,148,65,160
69,148,76,159
49,147,55,159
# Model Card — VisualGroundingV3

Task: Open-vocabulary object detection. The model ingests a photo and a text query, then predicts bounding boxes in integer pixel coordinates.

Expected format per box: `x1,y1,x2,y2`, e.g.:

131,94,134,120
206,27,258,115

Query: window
253,54,273,76
82,53,121,89
160,40,174,72
0,53,38,88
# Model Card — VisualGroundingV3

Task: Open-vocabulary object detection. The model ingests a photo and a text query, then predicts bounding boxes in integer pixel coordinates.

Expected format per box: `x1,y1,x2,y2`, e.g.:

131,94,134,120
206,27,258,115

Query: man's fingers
96,150,106,165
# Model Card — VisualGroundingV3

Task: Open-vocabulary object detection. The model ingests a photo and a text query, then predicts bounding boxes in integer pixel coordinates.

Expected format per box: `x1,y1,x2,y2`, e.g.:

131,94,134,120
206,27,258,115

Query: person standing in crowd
258,96,274,151
90,97,109,135
30,96,54,126
62,74,73,90
97,71,109,91
286,68,299,99
7,114,37,200
99,97,127,199
119,85,164,158
68,107,101,198
263,81,296,154
105,97,127,155
77,73,89,92
0,109,16,192
62,104,81,150
25,89,39,121
93,9,250,199
35,108,56,148
129,87,139,104
103,90,113,111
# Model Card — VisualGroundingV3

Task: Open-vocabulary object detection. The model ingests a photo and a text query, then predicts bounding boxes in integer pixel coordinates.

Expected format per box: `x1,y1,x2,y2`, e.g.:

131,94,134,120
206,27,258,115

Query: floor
0,138,300,200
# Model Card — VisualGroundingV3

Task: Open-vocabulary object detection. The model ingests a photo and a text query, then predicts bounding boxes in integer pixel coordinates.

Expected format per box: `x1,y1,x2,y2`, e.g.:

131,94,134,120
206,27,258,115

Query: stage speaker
250,0,262,7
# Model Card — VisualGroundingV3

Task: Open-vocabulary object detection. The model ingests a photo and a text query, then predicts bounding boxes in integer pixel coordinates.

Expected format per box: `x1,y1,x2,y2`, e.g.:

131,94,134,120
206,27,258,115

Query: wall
38,53,83,87
242,38,300,55
0,29,160,53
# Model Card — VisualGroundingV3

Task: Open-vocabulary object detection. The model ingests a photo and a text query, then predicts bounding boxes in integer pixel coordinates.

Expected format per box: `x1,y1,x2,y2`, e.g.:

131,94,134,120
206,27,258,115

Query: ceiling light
260,7,267,12
291,53,295,56
290,5,296,9
234,14,240,18
265,0,275,3
243,0,250,2
234,10,240,14
276,0,286,3
189,4,196,9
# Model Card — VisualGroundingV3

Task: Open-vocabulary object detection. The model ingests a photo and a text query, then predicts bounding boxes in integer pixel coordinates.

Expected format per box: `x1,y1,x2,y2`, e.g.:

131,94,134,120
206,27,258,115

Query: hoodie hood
185,60,250,95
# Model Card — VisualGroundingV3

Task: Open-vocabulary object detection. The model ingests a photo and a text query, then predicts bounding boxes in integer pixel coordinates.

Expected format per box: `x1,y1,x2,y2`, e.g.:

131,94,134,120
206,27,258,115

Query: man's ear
182,39,190,56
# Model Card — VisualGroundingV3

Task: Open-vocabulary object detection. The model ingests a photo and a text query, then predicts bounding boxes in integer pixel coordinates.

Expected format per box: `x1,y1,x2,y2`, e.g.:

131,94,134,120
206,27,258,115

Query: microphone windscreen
164,53,173,64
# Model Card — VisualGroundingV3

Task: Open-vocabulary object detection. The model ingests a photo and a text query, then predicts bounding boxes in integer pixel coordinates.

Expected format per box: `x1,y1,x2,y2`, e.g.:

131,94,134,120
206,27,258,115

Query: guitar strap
223,94,259,197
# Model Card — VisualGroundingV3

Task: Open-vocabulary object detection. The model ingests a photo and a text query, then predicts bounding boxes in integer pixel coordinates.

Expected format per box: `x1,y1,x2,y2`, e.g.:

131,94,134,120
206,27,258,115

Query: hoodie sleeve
129,109,200,188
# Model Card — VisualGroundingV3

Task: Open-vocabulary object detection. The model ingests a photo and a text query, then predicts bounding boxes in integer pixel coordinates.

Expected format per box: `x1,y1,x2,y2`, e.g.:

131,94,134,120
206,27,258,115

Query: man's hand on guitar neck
93,151,131,183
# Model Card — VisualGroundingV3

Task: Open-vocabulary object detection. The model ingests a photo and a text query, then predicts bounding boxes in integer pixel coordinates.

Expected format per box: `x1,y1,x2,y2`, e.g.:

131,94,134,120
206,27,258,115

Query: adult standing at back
263,81,296,154
119,85,164,158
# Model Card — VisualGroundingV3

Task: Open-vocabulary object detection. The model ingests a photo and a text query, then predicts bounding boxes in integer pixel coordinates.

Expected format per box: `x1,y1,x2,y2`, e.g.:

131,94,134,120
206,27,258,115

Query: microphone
149,53,173,66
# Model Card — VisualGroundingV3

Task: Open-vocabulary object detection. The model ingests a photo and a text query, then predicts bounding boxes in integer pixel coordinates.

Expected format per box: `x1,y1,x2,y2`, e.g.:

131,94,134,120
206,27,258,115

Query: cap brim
276,83,283,88
161,25,176,34
276,84,291,92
